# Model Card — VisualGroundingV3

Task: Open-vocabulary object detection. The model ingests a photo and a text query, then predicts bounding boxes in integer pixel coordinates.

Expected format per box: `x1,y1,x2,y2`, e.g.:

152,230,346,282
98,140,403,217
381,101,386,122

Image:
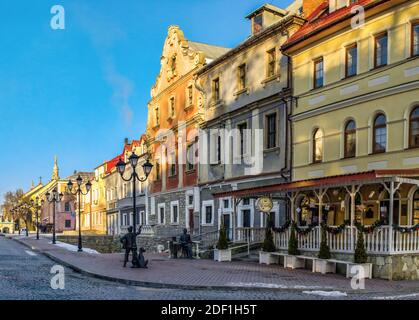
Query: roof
213,169,419,198
65,172,95,181
105,154,123,175
245,3,288,19
282,0,389,51
188,41,231,60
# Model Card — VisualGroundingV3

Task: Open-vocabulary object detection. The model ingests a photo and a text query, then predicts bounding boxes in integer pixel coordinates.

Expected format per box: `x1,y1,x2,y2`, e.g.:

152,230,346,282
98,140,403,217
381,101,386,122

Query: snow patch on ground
228,282,333,290
303,290,348,297
373,293,419,300
52,241,100,254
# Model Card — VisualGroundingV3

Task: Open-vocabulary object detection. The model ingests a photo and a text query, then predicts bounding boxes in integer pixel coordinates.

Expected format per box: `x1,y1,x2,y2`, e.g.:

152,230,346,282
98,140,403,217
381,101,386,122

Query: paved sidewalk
7,235,419,294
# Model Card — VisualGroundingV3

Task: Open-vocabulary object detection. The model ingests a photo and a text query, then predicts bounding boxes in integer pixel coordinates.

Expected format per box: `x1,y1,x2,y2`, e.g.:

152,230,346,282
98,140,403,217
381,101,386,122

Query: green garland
393,224,419,234
272,221,291,233
295,222,317,235
322,220,350,235
354,220,386,234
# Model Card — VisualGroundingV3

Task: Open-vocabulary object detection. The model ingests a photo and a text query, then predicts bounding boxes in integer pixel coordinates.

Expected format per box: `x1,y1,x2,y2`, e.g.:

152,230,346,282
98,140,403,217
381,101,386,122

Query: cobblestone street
0,236,418,300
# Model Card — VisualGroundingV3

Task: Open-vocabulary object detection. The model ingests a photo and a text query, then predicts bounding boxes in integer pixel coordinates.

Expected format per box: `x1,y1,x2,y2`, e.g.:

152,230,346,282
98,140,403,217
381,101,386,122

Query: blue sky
0,0,292,201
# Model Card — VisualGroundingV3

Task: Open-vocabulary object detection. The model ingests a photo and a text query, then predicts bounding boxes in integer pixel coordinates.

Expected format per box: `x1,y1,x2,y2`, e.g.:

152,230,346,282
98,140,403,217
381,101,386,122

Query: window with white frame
171,201,179,224
158,204,165,225
202,201,214,225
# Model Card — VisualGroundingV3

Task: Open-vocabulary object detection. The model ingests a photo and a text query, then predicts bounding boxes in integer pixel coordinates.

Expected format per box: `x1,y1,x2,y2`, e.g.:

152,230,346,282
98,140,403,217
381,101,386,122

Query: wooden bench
328,260,372,279
284,255,317,270
312,259,337,274
259,252,287,265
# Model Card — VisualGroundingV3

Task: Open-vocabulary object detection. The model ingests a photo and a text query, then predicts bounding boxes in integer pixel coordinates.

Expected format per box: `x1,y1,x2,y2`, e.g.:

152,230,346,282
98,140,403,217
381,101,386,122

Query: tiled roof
282,0,386,50
105,154,122,175
188,41,231,60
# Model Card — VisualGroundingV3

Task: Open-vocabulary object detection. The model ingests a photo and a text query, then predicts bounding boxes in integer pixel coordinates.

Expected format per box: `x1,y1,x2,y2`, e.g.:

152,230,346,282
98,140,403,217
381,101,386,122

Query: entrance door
243,210,251,228
267,212,275,228
223,214,231,241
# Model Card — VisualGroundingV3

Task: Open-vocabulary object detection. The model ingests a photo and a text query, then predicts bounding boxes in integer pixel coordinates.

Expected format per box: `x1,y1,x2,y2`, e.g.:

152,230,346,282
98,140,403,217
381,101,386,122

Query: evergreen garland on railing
354,220,386,234
323,220,350,235
295,222,318,235
393,224,419,234
272,220,291,233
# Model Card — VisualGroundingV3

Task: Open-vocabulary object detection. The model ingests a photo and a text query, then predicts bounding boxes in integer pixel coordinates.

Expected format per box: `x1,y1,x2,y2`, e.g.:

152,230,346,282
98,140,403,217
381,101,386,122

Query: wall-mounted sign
257,197,273,213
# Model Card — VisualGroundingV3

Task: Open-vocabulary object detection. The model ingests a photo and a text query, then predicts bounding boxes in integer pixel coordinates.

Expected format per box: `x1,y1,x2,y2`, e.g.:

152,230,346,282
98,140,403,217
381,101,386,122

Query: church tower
52,156,60,180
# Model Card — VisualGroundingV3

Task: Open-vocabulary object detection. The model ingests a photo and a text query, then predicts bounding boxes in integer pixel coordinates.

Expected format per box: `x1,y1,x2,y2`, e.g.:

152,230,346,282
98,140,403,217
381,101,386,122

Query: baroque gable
151,26,206,99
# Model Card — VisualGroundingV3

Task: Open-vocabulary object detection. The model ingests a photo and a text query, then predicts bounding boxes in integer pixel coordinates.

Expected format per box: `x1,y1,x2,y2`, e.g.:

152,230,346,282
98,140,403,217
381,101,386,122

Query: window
238,64,246,91
412,21,419,57
253,14,263,35
238,123,247,156
242,210,251,228
266,113,277,149
313,58,324,89
188,195,194,206
158,206,165,225
212,78,220,102
413,190,419,225
187,144,195,171
155,106,160,126
345,44,357,77
187,85,193,106
169,153,177,177
267,48,276,78
64,202,71,212
223,199,230,209
217,135,222,163
205,206,213,224
243,198,250,206
373,114,387,153
65,220,71,228
374,32,388,68
171,203,179,224
344,120,356,158
410,107,419,148
169,97,175,118
313,129,323,163
155,162,161,180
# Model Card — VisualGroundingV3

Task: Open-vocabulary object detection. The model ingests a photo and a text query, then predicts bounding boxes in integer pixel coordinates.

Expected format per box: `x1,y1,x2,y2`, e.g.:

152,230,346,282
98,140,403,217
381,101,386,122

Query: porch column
389,181,394,253
350,185,356,226
232,197,237,242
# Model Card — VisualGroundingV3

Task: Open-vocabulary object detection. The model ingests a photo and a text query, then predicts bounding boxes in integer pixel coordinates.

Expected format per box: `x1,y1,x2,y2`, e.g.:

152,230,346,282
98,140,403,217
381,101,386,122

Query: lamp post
45,188,63,245
30,196,44,240
66,175,92,252
116,154,153,232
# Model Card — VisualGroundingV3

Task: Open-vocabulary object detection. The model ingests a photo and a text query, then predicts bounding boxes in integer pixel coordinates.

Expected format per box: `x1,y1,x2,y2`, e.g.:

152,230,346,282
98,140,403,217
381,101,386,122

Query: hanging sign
257,197,273,213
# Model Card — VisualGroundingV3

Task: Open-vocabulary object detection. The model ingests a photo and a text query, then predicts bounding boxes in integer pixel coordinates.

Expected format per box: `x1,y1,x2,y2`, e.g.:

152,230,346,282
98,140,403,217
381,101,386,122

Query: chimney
124,138,129,145
302,0,326,18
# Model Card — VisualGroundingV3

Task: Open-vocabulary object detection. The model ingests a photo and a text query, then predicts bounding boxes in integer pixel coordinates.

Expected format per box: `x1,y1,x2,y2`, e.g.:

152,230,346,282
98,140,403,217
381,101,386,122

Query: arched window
373,114,387,153
313,129,323,163
344,120,356,158
410,107,419,148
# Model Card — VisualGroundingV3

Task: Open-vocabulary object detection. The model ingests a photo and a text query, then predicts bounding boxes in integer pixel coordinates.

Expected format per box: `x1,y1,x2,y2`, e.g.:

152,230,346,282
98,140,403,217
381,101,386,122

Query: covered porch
214,170,419,279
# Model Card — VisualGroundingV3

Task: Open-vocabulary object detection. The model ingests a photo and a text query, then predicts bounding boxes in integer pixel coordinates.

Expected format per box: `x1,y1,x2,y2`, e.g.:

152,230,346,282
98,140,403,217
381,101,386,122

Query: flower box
284,255,305,269
259,251,279,265
214,249,232,262
313,259,337,274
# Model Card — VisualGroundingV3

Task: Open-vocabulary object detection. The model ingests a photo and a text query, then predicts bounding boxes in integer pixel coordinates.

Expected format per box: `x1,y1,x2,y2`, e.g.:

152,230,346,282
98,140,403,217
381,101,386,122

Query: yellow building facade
282,0,419,226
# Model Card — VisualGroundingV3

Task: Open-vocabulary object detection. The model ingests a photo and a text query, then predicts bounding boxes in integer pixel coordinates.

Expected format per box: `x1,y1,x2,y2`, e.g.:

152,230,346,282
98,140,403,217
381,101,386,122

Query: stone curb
7,236,417,296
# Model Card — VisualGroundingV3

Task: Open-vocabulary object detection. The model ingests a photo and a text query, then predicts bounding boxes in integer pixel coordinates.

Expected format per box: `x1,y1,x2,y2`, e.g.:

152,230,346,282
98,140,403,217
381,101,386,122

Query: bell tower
52,156,60,180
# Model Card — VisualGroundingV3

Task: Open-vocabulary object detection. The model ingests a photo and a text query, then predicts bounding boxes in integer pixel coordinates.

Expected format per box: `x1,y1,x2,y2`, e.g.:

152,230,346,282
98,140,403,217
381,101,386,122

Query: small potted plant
313,224,335,274
347,229,372,279
214,224,231,262
259,227,278,265
284,222,304,269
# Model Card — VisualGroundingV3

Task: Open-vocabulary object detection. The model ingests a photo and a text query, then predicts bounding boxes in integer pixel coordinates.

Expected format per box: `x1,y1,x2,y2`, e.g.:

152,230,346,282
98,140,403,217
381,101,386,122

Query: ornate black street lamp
30,196,44,240
66,175,92,252
116,154,153,231
45,189,63,245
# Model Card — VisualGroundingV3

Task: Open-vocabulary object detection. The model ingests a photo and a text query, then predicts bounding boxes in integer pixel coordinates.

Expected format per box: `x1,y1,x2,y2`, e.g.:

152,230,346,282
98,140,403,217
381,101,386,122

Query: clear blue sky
0,0,292,201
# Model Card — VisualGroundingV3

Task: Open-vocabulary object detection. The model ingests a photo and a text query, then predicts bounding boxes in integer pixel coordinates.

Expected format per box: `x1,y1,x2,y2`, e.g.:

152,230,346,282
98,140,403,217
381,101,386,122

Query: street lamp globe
67,180,74,192
85,180,92,192
76,175,83,186
129,153,140,168
59,193,64,201
116,158,126,175
143,159,153,178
